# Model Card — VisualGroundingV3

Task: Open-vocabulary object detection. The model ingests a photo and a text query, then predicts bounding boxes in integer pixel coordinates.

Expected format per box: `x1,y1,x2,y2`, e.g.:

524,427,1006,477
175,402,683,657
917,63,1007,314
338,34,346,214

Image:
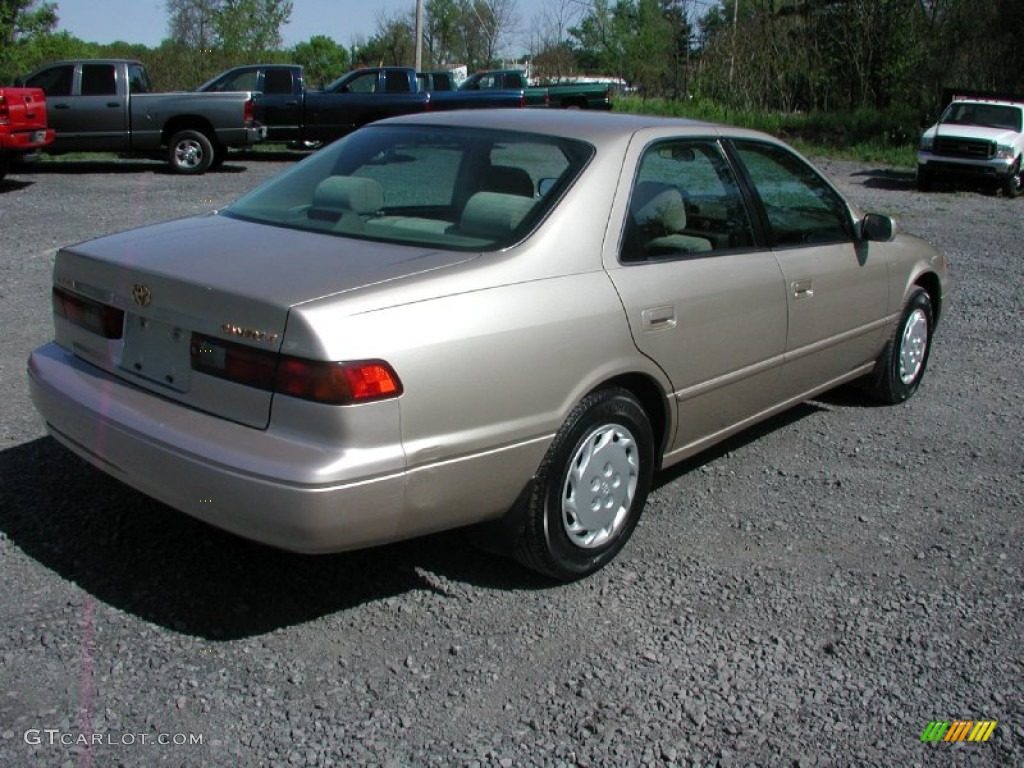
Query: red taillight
191,334,402,405
52,287,124,339
244,97,254,125
0,94,8,125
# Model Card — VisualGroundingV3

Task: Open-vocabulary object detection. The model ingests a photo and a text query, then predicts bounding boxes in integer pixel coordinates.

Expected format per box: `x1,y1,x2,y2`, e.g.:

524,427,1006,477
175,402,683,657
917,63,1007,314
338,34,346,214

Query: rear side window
81,64,116,96
25,65,73,97
264,68,293,94
733,141,853,247
622,139,756,262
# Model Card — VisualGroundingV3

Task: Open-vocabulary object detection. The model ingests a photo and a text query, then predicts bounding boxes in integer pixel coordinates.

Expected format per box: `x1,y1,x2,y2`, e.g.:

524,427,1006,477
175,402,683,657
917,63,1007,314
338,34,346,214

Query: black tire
514,388,654,581
1002,158,1022,198
864,288,933,404
209,143,228,170
0,156,8,182
168,129,214,175
916,166,933,192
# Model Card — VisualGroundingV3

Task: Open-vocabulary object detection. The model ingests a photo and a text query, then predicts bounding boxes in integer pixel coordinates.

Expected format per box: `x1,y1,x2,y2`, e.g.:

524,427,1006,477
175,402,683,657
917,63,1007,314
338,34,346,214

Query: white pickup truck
917,94,1024,198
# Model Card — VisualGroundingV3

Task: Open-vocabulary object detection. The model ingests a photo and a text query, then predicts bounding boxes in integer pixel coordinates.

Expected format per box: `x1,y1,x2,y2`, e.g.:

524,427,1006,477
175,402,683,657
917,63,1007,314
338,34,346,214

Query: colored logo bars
921,721,997,742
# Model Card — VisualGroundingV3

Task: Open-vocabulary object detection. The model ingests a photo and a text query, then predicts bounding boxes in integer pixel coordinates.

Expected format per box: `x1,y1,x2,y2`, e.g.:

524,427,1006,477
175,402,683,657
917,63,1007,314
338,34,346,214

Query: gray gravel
0,151,1021,767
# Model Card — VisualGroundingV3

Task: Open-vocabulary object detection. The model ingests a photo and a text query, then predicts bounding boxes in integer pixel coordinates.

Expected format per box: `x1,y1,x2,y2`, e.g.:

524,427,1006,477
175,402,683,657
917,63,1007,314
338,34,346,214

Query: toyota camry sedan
28,110,951,580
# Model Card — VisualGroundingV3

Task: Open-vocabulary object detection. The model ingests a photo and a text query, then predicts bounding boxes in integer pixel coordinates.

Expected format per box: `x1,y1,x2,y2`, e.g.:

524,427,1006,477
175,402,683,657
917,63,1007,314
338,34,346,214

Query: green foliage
292,35,348,89
616,95,919,166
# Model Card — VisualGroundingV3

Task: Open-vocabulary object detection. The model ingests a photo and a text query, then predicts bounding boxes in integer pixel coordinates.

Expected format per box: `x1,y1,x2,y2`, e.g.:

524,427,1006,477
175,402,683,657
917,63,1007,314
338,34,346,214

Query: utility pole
729,0,738,84
415,0,424,71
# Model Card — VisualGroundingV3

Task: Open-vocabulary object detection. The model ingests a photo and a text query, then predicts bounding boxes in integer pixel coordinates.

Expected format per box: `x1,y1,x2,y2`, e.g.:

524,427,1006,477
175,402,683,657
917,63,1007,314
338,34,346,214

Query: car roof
379,108,777,146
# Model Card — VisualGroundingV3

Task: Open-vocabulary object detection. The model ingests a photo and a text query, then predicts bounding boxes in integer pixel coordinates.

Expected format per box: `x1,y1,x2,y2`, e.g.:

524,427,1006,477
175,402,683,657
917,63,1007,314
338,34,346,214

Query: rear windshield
223,125,593,251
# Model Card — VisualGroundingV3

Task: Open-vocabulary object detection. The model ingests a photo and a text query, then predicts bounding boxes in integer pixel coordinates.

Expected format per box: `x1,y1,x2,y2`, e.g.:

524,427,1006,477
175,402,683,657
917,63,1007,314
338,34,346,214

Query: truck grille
935,137,994,159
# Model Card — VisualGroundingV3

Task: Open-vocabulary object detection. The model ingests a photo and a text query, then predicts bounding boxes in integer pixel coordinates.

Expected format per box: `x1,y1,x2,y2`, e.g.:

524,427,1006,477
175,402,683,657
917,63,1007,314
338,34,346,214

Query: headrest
483,165,534,198
459,192,536,239
631,181,687,232
312,176,384,214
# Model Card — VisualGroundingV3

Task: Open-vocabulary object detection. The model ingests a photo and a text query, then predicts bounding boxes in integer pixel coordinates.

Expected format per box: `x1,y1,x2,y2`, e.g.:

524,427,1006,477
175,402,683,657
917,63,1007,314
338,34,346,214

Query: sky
53,0,555,54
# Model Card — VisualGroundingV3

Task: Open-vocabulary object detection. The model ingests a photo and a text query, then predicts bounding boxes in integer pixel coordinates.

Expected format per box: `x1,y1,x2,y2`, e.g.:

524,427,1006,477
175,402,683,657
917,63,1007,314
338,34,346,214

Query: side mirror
861,213,895,242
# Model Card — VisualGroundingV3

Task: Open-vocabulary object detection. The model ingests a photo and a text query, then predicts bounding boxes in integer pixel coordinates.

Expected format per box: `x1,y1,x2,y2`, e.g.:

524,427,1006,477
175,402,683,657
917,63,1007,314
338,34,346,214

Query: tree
166,0,292,54
0,0,59,82
216,0,293,54
292,35,349,88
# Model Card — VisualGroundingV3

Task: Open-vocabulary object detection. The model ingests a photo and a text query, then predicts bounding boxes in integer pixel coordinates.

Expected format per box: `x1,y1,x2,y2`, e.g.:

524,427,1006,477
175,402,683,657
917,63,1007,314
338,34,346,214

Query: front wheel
168,129,214,175
864,288,933,404
514,388,654,580
1002,158,1022,198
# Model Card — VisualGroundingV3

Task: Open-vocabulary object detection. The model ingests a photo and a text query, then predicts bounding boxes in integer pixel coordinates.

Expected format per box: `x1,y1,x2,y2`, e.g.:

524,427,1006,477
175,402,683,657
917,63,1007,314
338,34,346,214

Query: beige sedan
28,110,951,580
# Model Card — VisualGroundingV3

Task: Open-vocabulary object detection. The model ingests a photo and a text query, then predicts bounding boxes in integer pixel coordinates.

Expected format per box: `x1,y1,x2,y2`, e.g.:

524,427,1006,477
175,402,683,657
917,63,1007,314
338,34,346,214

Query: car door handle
641,305,676,331
284,100,298,106
792,280,814,299
53,103,70,109
106,102,121,108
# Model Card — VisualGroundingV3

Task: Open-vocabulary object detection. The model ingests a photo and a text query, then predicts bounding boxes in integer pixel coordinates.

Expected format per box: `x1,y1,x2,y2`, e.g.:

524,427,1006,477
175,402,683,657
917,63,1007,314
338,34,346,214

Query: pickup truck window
264,69,293,94
127,63,151,94
81,64,116,96
25,65,73,97
344,72,378,93
216,70,258,92
941,102,1022,132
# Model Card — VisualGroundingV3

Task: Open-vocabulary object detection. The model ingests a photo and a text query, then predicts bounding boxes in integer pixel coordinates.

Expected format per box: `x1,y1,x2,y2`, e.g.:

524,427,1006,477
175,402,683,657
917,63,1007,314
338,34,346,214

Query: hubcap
899,308,928,384
175,140,203,169
561,423,639,549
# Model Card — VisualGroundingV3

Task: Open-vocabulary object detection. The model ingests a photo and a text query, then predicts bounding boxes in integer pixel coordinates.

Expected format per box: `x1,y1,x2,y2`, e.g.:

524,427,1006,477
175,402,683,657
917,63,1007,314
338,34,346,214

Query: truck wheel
209,144,228,170
1002,159,1023,198
0,156,8,181
168,130,214,174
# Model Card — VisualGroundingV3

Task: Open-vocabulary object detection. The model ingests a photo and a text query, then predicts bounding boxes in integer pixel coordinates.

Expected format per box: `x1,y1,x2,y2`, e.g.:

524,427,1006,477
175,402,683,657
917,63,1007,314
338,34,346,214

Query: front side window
622,139,756,262
733,141,852,247
343,72,378,93
224,125,593,252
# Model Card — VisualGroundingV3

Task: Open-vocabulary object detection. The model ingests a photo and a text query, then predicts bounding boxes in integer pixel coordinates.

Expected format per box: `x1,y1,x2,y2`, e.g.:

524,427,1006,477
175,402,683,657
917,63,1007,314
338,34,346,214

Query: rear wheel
168,129,214,175
514,388,654,581
1002,158,1022,198
864,287,933,404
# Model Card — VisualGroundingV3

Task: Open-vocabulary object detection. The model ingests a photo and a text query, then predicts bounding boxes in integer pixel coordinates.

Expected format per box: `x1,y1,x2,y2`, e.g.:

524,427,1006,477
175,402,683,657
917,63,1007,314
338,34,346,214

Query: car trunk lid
52,213,475,428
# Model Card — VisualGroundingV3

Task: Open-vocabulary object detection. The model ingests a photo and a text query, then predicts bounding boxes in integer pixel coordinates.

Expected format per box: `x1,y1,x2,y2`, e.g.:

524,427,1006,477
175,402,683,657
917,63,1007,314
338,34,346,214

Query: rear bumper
216,124,268,147
27,342,408,554
0,127,55,153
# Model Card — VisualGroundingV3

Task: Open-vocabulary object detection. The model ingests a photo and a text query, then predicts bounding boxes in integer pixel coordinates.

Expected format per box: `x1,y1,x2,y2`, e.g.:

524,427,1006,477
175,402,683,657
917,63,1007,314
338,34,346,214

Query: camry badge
221,322,279,344
132,283,152,308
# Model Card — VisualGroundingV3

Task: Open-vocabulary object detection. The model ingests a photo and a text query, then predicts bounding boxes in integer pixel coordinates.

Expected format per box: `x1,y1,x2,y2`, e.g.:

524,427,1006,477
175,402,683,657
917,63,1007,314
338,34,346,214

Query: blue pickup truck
198,65,525,145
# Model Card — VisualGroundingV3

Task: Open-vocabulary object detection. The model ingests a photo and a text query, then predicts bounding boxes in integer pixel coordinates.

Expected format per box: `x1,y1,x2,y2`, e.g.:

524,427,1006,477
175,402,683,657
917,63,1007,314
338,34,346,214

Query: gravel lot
0,150,1021,767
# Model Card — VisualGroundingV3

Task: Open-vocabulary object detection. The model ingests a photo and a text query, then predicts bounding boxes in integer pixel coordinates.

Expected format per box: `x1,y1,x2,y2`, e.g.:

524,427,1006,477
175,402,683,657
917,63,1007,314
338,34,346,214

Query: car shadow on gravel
0,178,34,192
0,437,551,641
651,402,826,489
850,168,916,190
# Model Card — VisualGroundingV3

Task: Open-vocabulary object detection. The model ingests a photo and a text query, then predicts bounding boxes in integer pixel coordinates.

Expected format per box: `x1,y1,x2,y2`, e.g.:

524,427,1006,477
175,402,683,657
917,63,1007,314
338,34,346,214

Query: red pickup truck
0,87,54,180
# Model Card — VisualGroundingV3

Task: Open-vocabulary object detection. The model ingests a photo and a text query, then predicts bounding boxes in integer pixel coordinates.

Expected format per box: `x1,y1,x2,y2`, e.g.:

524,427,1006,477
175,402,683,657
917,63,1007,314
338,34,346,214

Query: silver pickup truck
18,59,266,174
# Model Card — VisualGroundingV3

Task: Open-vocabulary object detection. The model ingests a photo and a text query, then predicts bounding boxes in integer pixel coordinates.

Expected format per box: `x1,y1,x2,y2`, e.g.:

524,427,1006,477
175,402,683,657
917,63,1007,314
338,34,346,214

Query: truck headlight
995,143,1014,159
919,135,934,152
